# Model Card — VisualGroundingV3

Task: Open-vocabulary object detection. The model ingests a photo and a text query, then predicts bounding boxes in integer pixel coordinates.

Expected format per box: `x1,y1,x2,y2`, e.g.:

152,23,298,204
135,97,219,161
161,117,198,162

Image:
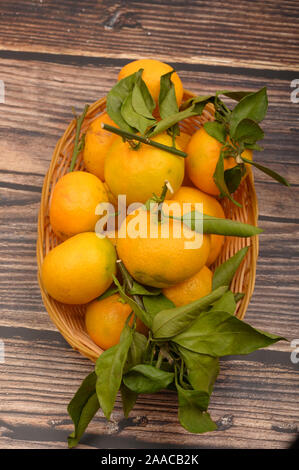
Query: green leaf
178,347,219,395
179,95,214,111
148,96,212,138
234,118,264,144
181,212,262,237
210,290,236,315
192,96,214,114
173,309,286,357
212,247,249,290
159,71,179,119
120,383,138,418
158,71,181,142
244,142,263,151
95,322,133,420
67,372,100,448
127,331,147,370
143,293,175,318
204,121,227,144
121,330,147,418
217,90,253,101
254,327,288,342
177,383,210,411
241,156,290,187
152,286,228,339
97,285,119,301
147,108,193,138
113,275,152,328
230,87,268,137
121,91,154,135
213,152,242,206
132,75,155,119
167,123,181,144
106,71,141,132
224,164,245,193
202,213,262,236
234,292,245,303
124,364,174,394
129,281,161,297
177,384,217,433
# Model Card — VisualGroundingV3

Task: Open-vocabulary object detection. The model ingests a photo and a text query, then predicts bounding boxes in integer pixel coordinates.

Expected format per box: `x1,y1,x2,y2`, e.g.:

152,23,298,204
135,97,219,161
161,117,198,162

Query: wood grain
0,0,299,449
0,0,298,70
0,329,298,449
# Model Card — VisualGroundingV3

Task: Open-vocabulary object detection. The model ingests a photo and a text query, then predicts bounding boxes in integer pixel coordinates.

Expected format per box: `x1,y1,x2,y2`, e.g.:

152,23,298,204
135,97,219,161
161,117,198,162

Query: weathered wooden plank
0,33,298,449
0,0,298,69
0,56,298,172
0,331,298,449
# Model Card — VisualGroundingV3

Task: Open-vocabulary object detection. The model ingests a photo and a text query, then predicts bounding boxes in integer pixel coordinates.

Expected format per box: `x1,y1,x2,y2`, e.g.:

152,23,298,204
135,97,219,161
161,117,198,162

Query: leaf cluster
106,71,289,200
66,70,289,447
67,248,286,447
204,89,290,203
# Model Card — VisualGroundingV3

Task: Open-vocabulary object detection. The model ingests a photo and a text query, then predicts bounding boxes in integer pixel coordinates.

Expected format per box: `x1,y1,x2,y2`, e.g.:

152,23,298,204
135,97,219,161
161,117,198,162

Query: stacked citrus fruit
41,58,257,350
39,58,290,445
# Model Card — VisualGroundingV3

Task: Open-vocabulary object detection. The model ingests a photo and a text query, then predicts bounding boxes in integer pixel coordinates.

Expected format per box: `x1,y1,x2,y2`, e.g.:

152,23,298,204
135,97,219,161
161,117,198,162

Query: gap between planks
0,47,299,73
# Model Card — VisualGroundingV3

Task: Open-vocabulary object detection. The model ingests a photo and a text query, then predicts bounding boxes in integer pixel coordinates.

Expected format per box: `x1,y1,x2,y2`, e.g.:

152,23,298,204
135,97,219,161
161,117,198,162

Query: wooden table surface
0,0,298,449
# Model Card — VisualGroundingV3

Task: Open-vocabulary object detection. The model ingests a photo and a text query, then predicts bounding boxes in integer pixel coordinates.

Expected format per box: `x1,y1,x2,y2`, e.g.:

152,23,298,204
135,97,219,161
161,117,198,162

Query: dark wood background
0,0,298,449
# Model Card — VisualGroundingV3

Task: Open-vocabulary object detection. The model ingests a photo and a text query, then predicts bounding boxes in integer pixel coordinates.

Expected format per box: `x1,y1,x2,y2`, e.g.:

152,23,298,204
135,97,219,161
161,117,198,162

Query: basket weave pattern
37,91,259,362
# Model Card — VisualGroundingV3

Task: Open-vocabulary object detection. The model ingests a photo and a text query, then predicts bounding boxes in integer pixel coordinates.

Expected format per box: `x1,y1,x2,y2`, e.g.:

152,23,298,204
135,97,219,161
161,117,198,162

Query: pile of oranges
41,59,253,351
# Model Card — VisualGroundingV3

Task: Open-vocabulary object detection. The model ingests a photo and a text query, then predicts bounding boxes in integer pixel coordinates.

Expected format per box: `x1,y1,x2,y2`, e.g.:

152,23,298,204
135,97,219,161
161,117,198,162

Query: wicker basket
36,91,259,362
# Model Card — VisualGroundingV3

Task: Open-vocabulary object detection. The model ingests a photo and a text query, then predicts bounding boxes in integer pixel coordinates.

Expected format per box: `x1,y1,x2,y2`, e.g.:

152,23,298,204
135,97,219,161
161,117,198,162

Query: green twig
116,259,144,310
155,350,163,369
69,104,89,172
102,123,187,158
150,344,156,365
159,181,169,203
145,181,171,217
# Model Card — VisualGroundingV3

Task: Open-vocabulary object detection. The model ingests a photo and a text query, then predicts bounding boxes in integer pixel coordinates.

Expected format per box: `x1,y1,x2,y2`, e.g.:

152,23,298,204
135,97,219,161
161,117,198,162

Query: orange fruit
103,181,118,208
41,233,117,305
49,171,108,240
117,207,211,288
176,132,191,152
85,294,148,350
104,133,185,206
175,132,195,186
118,59,184,107
106,229,118,247
83,113,118,181
182,170,196,188
163,265,213,307
186,127,252,196
171,186,225,265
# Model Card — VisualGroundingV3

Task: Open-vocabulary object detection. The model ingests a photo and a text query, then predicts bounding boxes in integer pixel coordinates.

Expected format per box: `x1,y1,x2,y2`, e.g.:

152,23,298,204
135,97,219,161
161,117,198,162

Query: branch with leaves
65,68,290,448
104,69,289,203
67,246,286,448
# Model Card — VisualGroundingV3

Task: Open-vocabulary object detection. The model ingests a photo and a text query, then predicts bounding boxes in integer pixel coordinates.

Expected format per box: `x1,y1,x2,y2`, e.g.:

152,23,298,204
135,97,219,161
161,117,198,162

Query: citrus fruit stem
156,350,163,368
116,259,144,310
102,123,187,158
